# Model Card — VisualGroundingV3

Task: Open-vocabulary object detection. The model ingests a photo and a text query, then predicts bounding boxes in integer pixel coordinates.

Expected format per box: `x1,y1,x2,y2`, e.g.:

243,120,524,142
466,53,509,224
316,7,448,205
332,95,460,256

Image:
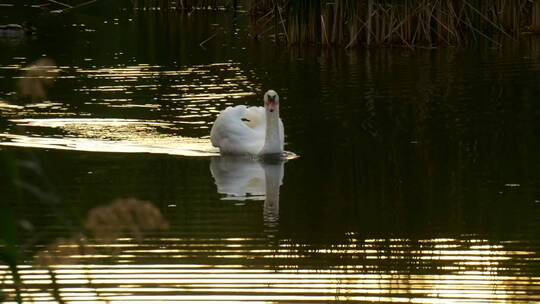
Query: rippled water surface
1,6,540,304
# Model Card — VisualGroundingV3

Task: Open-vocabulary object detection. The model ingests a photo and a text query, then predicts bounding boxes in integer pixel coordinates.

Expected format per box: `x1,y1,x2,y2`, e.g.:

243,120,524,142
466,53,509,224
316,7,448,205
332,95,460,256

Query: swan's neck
260,109,281,155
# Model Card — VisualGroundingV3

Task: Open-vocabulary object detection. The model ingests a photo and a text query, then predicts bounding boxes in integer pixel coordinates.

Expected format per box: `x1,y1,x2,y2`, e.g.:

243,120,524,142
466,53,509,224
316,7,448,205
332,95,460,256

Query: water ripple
0,237,538,303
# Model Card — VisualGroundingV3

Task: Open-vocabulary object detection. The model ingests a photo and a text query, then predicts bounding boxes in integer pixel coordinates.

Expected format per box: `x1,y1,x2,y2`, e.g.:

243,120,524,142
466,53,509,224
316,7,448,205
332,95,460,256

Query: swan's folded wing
210,106,265,155
242,106,265,129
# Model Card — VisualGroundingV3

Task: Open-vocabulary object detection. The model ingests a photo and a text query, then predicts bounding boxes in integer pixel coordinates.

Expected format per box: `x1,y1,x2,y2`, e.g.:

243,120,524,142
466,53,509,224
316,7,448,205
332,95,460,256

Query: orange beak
268,100,276,112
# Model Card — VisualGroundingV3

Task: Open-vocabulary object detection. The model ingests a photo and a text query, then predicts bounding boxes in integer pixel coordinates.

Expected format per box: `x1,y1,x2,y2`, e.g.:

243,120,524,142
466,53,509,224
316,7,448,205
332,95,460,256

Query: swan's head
264,90,279,113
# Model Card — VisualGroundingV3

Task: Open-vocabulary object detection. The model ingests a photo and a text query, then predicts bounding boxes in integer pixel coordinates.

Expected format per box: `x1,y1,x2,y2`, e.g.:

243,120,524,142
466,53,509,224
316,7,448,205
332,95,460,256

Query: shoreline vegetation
249,0,535,48
131,0,540,48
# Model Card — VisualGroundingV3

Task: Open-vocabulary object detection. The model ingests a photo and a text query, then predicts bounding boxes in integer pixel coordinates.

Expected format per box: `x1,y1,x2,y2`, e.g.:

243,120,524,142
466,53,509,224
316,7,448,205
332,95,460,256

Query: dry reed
249,0,533,48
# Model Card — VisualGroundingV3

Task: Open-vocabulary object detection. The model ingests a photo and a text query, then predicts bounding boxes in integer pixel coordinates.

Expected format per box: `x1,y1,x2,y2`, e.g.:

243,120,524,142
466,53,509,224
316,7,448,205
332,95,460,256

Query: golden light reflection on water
1,116,218,157
0,132,217,156
0,61,259,156
1,236,538,303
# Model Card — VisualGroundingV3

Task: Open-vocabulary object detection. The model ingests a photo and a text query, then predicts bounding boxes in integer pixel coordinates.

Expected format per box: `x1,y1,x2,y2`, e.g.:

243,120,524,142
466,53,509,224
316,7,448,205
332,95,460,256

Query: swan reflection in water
210,156,284,224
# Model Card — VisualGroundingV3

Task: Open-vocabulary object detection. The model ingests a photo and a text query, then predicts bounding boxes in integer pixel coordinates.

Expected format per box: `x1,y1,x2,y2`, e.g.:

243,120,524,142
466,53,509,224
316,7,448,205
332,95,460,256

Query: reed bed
249,0,533,48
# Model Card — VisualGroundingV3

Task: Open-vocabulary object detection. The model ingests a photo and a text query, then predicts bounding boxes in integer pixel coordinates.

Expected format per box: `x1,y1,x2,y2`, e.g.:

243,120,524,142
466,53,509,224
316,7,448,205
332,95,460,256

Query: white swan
210,90,284,156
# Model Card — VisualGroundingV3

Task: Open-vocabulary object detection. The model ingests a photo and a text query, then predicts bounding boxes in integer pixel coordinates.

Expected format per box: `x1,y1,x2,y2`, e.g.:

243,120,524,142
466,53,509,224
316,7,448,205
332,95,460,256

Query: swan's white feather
210,105,284,155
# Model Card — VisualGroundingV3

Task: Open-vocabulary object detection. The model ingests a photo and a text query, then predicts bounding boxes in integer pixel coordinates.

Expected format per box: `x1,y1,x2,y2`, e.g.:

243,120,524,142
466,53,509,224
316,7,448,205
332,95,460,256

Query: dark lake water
1,5,540,303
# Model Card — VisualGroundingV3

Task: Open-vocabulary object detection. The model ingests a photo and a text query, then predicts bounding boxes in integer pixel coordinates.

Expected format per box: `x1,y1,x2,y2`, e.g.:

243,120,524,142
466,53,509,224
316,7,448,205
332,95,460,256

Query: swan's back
210,105,266,155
